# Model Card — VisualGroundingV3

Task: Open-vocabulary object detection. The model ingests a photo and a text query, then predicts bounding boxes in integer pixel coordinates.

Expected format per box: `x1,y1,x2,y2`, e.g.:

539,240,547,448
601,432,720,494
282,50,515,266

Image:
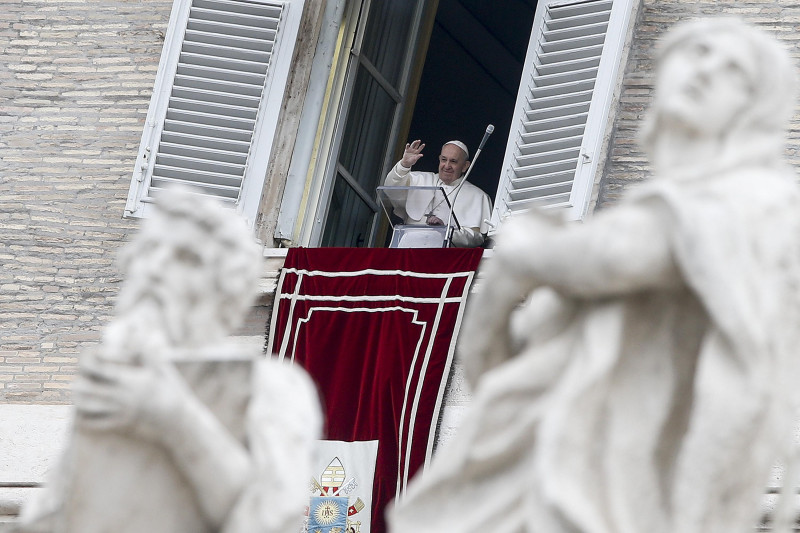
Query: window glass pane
339,64,396,193
321,174,376,247
362,0,416,87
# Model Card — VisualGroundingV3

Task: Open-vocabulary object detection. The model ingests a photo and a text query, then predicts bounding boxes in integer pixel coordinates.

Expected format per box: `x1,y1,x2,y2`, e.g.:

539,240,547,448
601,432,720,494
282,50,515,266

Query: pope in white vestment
383,140,492,248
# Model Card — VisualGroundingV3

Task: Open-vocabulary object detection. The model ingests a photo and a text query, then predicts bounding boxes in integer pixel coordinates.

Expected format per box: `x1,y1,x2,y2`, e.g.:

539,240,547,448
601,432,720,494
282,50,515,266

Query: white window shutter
492,0,634,226
126,0,304,224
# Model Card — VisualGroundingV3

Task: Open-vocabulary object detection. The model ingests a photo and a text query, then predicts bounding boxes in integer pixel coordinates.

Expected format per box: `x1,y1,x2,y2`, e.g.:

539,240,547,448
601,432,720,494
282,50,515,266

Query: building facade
0,0,633,403
2,0,800,522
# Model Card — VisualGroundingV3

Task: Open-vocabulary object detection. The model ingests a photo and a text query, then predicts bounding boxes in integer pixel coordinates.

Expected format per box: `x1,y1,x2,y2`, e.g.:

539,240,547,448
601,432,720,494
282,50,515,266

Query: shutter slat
537,56,600,76
545,10,610,31
187,19,278,42
180,51,270,75
183,41,271,64
518,135,582,157
521,113,589,132
150,176,241,199
512,157,579,179
160,131,250,154
194,0,282,19
540,34,606,55
163,118,253,143
165,109,255,131
527,102,591,122
173,74,264,98
155,154,244,176
191,6,280,29
549,0,613,19
532,66,598,88
159,141,248,165
171,86,260,108
152,164,243,188
184,28,275,52
520,124,586,145
509,182,573,201
508,169,575,190
526,89,593,111
527,97,591,120
531,78,595,99
169,96,258,120
515,146,581,167
539,42,604,63
508,194,571,209
541,21,608,44
176,63,266,86
154,160,244,183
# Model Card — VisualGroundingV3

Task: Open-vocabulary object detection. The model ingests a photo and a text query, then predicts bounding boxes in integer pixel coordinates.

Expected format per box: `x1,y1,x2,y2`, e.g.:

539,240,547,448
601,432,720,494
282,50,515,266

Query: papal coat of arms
304,454,371,533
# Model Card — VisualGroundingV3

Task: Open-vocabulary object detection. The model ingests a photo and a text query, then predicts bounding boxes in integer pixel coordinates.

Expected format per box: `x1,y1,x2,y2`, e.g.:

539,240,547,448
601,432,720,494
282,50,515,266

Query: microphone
445,124,494,247
478,124,494,152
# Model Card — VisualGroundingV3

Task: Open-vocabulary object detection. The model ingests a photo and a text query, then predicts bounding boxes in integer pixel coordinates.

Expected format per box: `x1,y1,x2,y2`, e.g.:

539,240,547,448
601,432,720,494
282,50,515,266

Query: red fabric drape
268,247,482,533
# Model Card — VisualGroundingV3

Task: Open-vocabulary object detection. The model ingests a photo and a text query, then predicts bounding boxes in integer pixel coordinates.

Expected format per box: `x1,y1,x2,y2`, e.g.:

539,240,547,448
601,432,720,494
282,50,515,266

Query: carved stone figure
16,187,321,533
389,18,800,533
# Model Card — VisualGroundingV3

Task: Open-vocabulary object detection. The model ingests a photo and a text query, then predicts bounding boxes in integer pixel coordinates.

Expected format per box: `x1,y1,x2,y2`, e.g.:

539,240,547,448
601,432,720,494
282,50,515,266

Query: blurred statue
17,187,321,533
390,18,800,533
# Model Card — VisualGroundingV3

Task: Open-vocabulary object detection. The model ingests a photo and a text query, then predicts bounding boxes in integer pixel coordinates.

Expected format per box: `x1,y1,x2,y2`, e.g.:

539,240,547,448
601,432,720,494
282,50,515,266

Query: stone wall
0,0,173,403
5,0,800,404
598,0,800,207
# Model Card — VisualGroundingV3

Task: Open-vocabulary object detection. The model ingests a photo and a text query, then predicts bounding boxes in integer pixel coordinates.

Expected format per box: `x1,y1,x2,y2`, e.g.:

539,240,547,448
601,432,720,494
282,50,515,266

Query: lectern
377,185,461,248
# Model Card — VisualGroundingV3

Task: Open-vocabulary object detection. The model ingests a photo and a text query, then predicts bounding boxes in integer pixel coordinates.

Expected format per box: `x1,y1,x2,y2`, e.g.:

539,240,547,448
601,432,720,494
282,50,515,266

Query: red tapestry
267,247,482,533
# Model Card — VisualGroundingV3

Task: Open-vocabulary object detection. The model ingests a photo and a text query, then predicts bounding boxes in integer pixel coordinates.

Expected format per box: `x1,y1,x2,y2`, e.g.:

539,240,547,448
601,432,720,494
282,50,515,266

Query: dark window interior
406,0,538,199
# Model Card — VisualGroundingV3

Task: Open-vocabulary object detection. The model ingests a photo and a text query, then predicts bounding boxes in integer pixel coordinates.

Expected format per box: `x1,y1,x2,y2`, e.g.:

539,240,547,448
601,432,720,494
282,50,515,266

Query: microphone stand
445,125,494,247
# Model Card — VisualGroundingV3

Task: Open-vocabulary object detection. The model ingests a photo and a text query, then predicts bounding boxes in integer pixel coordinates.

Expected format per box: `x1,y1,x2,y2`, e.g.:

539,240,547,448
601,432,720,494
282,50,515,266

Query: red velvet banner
268,247,482,533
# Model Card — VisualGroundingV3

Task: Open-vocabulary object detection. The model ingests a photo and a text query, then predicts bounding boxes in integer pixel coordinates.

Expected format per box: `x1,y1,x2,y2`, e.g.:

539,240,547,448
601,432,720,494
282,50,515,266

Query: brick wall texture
598,0,800,207
3,0,800,403
0,0,172,403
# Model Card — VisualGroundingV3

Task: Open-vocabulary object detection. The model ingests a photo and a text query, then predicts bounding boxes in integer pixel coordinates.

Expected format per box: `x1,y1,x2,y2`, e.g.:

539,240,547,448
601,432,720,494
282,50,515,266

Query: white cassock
384,161,492,248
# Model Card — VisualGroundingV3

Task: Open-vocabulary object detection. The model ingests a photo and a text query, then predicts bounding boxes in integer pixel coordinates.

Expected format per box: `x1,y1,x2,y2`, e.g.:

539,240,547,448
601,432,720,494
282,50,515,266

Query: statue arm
73,352,252,529
221,360,322,533
74,354,321,533
460,204,681,382
494,203,682,298
161,387,253,528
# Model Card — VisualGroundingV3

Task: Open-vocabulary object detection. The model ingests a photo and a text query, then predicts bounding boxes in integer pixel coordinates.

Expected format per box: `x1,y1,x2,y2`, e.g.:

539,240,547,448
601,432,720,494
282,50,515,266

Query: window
312,0,427,247
492,0,635,225
125,0,305,226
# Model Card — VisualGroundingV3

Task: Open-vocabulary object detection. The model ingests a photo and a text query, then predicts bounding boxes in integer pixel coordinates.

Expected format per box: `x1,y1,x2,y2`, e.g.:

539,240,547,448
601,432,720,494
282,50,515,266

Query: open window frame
125,0,306,227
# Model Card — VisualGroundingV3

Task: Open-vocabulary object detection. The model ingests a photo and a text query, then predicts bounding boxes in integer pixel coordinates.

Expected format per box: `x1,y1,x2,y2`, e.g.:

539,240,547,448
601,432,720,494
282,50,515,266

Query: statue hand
401,140,425,168
459,212,555,383
492,210,559,276
73,349,193,444
459,258,531,384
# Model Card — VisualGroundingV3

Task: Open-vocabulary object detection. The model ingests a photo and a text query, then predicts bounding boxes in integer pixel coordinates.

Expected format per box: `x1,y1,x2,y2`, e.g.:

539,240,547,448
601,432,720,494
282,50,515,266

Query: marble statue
16,187,321,533
389,18,800,533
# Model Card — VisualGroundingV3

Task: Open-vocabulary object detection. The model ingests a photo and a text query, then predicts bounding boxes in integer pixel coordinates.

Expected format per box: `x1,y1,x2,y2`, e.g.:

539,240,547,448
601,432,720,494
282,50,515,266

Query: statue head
642,18,796,166
110,186,262,353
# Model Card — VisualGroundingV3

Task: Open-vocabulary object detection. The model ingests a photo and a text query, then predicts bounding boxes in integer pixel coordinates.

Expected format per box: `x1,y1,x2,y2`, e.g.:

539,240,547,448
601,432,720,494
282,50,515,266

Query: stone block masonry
0,0,174,403
598,0,800,209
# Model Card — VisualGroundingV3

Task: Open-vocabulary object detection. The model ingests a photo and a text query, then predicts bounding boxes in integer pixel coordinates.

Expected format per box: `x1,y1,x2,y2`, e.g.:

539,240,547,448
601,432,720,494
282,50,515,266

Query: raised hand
401,139,425,168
